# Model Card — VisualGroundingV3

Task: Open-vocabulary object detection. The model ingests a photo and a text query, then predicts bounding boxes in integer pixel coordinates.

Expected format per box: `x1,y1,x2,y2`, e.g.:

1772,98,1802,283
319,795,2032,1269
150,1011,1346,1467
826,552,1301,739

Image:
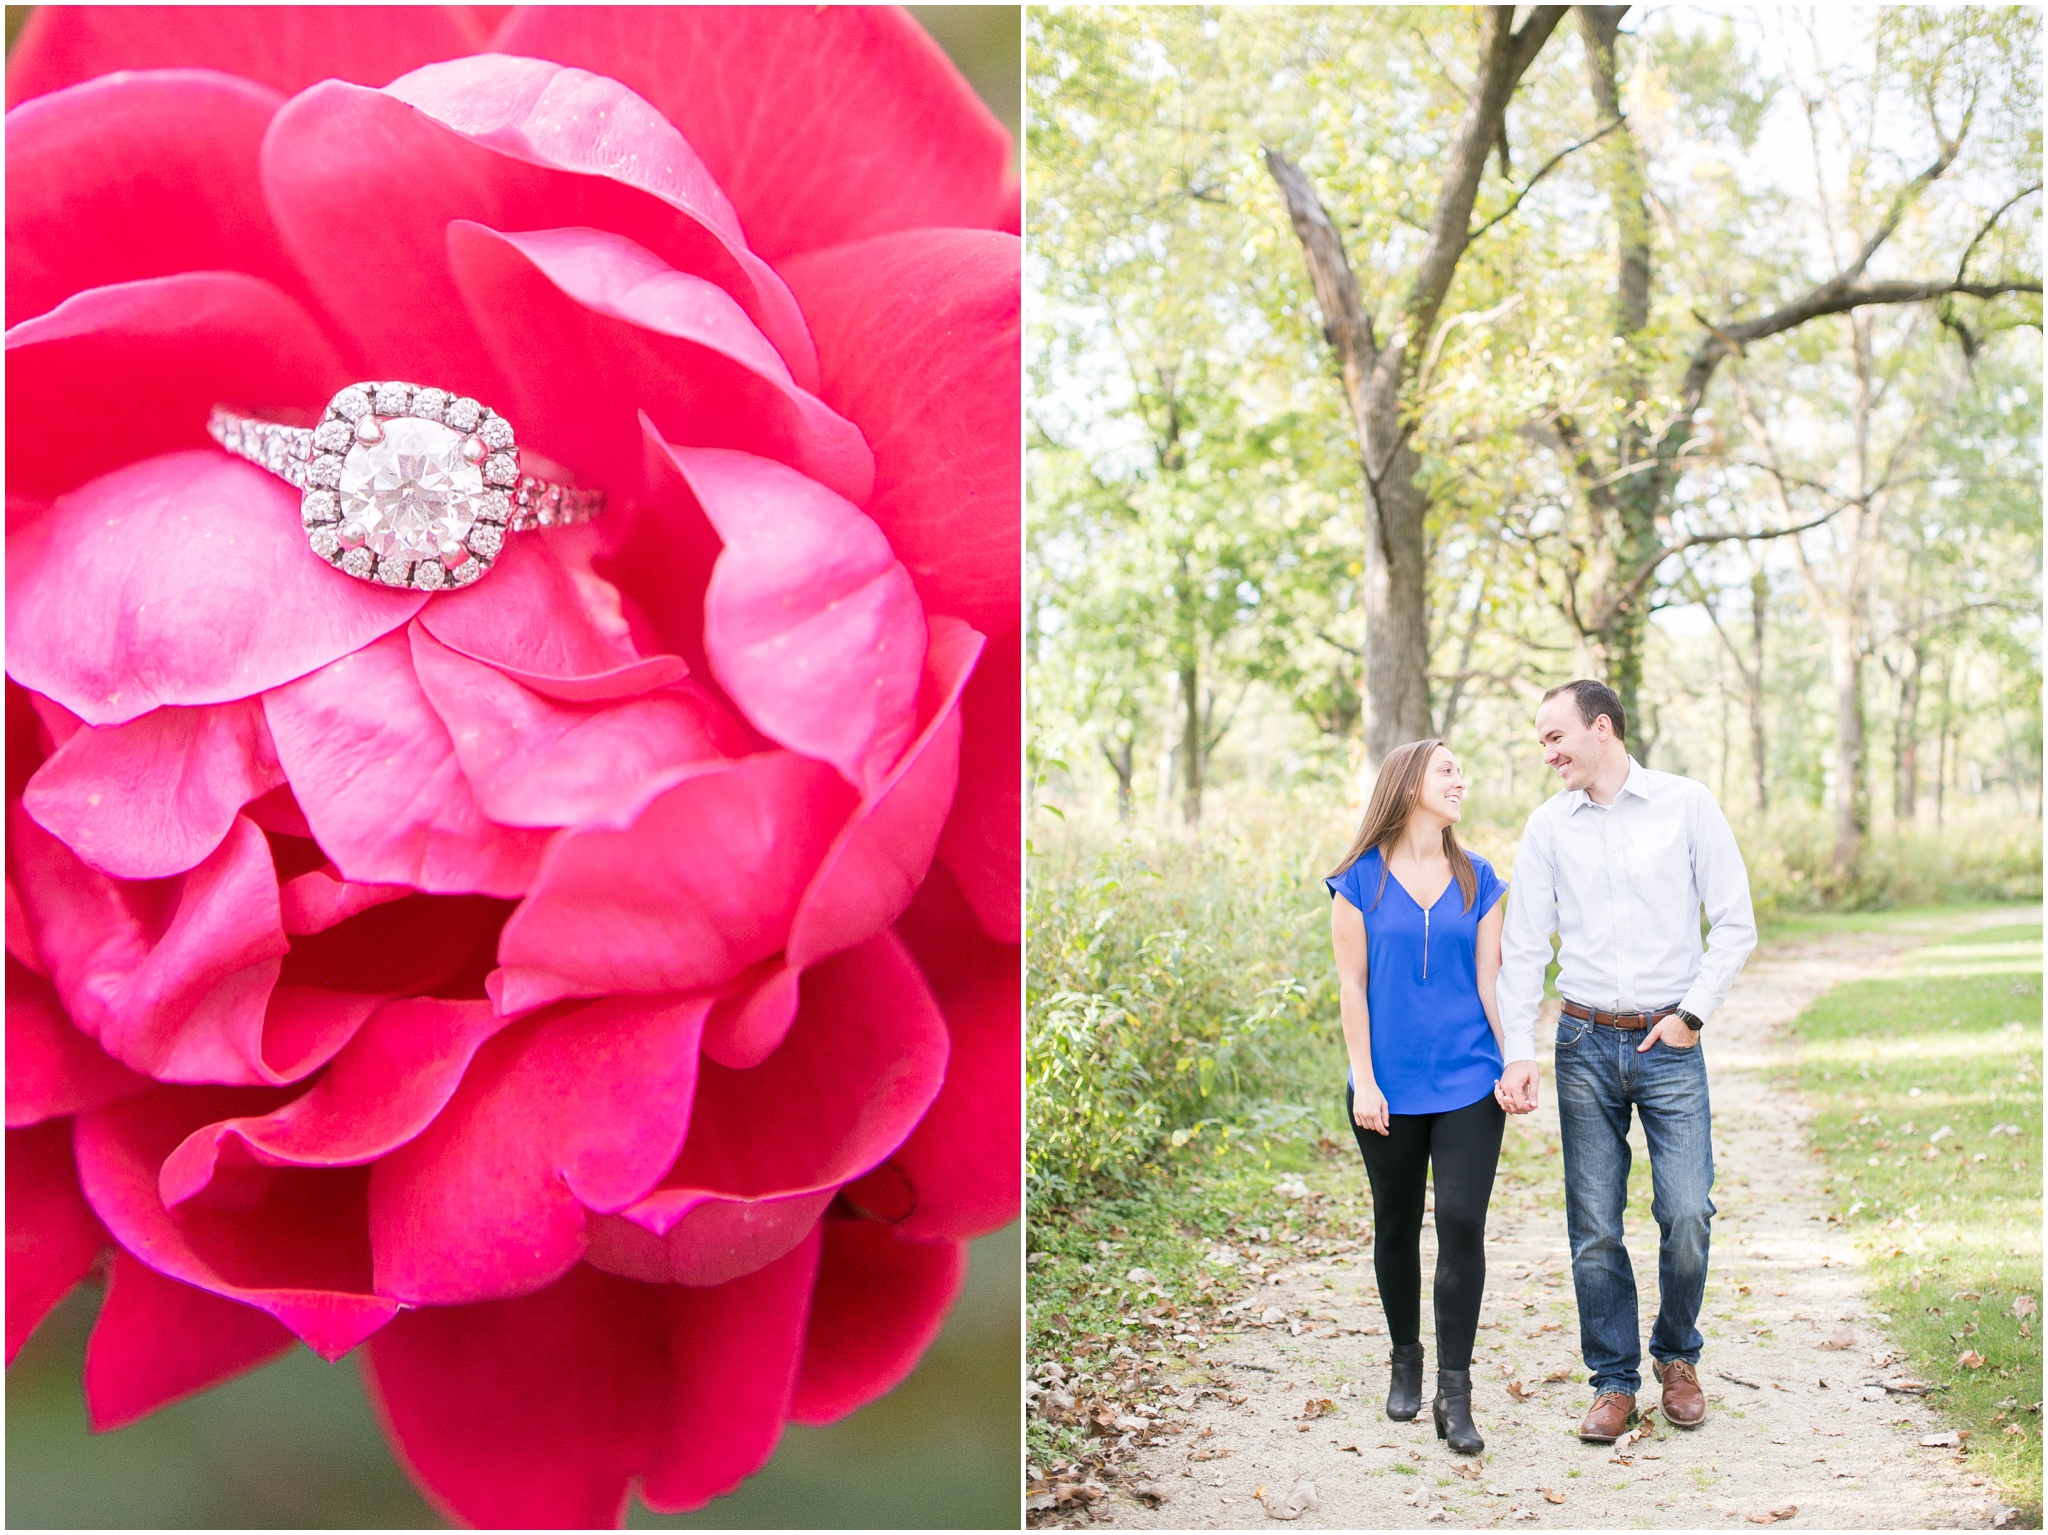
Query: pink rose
5,7,1020,1526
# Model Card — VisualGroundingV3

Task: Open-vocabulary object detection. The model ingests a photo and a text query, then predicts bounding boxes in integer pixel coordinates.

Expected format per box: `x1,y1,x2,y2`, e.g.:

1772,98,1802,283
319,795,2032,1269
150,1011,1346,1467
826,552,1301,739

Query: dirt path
1087,913,2034,1531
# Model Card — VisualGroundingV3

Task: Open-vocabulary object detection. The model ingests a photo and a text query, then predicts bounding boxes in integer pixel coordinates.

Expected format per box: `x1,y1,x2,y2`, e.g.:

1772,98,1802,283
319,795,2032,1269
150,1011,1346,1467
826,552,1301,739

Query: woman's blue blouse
1327,846,1507,1115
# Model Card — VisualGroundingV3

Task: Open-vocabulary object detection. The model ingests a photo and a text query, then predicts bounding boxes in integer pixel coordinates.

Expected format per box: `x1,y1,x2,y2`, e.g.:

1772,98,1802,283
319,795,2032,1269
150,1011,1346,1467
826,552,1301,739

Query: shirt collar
1567,755,1650,813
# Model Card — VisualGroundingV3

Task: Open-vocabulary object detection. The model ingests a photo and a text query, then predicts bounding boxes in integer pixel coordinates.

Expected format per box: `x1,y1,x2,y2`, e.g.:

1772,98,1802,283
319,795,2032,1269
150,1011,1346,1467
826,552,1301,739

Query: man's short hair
1541,679,1627,742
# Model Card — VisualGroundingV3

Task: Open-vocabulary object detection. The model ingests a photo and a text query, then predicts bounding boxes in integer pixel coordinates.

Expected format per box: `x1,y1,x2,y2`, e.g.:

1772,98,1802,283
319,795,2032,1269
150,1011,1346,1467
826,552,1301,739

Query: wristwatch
1675,1008,1705,1035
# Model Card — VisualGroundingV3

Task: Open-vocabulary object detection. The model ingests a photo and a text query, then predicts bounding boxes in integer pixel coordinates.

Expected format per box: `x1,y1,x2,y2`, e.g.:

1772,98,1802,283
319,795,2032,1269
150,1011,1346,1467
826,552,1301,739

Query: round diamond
412,388,449,423
302,490,339,524
466,522,504,559
309,526,342,560
313,420,352,453
444,397,482,432
413,559,447,591
376,555,413,586
305,456,342,489
340,546,375,579
332,387,372,422
338,416,489,562
483,452,518,487
480,415,515,451
373,382,412,415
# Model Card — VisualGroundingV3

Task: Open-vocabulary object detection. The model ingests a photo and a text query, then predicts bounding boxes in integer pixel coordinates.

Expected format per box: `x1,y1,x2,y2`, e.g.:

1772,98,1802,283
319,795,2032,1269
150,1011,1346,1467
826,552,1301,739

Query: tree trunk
1366,451,1433,758
1101,737,1135,823
1892,643,1923,823
1829,615,1867,873
1179,659,1203,826
1746,569,1769,813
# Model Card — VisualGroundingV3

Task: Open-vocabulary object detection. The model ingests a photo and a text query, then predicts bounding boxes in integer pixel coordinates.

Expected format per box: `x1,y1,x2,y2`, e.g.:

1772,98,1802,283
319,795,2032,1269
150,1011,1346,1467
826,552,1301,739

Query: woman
1326,738,1529,1454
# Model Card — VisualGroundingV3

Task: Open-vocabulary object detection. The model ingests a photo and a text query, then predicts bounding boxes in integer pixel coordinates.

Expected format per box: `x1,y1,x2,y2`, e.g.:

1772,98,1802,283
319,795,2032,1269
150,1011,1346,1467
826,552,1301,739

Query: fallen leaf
1451,1462,1483,1480
1506,1379,1535,1401
1811,1426,1843,1437
1745,1506,1798,1525
1884,1377,1933,1395
1542,1488,1566,1505
1816,1329,1856,1350
1959,1350,1988,1369
1336,1444,1361,1454
1130,1480,1168,1507
1300,1397,1335,1421
1920,1431,1962,1448
1025,1490,1056,1513
1540,1368,1573,1383
1260,1479,1319,1521
1188,1448,1232,1462
2012,1295,2037,1319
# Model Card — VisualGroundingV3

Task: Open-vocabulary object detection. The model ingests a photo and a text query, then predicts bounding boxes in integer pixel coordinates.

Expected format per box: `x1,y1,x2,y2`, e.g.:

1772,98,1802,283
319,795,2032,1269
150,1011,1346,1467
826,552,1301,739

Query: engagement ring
209,381,604,591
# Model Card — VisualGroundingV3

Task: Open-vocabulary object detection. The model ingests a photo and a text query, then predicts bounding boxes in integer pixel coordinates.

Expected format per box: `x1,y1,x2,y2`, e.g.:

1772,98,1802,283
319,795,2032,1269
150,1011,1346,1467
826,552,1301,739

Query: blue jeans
1552,1015,1715,1397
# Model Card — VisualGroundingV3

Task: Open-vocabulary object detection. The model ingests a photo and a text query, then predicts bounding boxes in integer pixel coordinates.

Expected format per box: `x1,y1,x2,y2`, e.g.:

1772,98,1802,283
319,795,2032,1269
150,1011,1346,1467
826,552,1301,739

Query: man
1496,680,1757,1443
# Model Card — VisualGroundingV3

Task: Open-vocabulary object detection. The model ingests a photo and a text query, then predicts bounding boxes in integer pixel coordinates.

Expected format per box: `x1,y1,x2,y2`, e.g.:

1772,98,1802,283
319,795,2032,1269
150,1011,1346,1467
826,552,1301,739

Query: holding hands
1494,1060,1539,1114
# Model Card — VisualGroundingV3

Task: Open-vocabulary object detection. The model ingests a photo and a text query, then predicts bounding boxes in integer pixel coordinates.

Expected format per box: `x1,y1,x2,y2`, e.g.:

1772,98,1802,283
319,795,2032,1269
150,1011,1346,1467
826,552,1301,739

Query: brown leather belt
1560,1000,1681,1031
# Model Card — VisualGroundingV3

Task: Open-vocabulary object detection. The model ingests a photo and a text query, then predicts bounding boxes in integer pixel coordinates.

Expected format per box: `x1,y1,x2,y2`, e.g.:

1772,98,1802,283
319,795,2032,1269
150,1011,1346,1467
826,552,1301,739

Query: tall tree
1263,6,1570,766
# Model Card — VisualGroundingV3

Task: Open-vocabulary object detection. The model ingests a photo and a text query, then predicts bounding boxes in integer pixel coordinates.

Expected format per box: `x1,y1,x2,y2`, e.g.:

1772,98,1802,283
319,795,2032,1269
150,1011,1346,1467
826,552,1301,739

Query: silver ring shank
207,407,603,531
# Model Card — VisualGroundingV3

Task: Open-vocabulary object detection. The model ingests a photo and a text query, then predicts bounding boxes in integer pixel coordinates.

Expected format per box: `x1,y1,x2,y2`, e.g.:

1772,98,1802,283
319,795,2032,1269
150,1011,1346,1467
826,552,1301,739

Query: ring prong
461,435,487,464
355,416,384,445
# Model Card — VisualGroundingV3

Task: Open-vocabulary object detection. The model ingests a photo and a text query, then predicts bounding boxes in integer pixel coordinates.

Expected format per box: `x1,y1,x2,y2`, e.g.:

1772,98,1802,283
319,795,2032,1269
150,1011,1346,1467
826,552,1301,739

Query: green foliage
1025,834,1341,1215
1785,924,2043,1518
1740,809,2044,917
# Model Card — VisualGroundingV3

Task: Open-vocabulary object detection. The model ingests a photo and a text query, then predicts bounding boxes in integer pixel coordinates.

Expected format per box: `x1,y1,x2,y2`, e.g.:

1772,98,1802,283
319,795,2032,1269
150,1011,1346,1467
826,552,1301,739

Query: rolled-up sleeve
1498,813,1556,1063
1677,788,1757,1022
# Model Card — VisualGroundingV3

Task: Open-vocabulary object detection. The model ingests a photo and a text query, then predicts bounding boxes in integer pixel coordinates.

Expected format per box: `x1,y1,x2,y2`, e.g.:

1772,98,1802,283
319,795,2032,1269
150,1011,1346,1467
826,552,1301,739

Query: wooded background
1028,5,2042,880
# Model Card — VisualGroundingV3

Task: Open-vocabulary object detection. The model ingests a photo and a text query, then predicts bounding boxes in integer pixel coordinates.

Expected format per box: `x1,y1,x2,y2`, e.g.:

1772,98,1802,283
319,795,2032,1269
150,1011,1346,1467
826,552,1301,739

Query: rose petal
74,1087,397,1359
659,446,919,790
5,451,426,727
939,623,1021,943
6,6,487,107
699,616,980,1069
410,624,744,829
6,957,149,1128
790,1219,966,1425
364,1235,819,1529
160,997,509,1207
782,229,1021,641
3,70,306,325
387,54,814,383
277,866,411,936
888,869,1022,1242
787,616,981,967
83,1250,295,1431
415,527,686,702
10,808,296,1085
496,7,1013,260
367,995,709,1305
22,698,285,880
6,1119,107,1363
586,933,947,1288
260,65,814,405
263,632,550,898
446,223,869,504
491,752,855,1014
7,273,351,498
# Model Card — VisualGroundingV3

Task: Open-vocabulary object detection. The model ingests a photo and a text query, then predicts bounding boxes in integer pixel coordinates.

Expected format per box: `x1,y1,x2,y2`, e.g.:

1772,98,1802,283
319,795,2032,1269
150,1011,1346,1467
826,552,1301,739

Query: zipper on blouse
1422,905,1430,980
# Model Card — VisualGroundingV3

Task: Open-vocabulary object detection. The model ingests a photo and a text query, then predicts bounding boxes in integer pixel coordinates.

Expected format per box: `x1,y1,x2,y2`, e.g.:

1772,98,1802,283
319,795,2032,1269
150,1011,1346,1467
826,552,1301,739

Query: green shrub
1740,810,2043,918
1025,836,1342,1216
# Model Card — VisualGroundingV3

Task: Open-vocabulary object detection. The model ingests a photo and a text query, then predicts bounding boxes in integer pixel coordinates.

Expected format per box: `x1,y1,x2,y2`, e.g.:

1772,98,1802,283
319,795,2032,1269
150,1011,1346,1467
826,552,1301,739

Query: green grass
1783,921,2043,1521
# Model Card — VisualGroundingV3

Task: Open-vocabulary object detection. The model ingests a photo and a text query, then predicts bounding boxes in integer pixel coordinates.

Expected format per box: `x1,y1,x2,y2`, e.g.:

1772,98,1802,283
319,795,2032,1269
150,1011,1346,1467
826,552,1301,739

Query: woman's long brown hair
1327,738,1477,912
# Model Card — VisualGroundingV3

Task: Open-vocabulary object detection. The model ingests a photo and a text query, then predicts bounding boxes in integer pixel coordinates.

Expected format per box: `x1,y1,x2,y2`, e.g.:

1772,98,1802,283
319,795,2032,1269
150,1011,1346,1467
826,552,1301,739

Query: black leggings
1346,1086,1505,1371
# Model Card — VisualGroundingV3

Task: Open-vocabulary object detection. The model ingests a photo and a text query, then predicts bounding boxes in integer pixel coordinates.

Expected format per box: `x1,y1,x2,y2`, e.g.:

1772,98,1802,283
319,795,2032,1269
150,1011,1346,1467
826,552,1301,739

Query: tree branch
1468,115,1626,241
1957,182,2043,285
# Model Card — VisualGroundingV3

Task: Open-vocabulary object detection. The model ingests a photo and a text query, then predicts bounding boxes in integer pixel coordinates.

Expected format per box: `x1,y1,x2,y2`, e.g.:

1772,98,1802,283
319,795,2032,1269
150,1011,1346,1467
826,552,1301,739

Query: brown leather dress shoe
1656,1359,1707,1427
1578,1391,1637,1442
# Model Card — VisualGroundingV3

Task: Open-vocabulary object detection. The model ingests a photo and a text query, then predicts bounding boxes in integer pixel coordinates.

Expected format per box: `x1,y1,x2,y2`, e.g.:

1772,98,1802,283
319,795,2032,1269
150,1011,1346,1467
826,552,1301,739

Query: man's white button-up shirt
1498,757,1757,1063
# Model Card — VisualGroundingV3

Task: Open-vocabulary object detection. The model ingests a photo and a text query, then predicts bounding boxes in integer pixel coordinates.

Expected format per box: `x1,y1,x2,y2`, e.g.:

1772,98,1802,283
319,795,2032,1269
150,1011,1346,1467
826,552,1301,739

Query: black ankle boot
1432,1368,1483,1453
1386,1342,1425,1421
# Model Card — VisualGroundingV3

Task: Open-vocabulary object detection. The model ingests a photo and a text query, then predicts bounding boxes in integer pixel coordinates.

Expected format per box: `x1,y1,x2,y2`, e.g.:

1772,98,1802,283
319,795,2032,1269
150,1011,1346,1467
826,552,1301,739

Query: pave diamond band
209,381,603,591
